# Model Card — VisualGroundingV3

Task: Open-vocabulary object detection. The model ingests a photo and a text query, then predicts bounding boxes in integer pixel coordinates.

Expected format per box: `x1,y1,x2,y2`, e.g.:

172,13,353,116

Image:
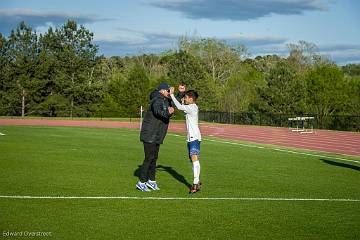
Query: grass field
0,126,359,239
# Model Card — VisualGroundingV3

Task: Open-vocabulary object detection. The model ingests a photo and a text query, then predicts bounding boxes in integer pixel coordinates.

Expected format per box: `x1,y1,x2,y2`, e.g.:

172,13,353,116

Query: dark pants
139,142,160,182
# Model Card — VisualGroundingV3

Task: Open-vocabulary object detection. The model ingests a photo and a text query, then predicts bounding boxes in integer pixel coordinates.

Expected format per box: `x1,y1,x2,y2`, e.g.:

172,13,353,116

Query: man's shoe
146,180,160,190
136,181,151,192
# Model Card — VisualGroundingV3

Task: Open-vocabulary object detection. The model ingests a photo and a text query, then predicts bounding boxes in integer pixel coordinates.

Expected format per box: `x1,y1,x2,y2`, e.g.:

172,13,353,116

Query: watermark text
3,231,52,238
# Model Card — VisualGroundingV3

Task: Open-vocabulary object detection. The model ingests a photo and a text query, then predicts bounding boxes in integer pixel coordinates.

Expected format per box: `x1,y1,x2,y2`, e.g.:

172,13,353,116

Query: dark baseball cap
157,83,170,90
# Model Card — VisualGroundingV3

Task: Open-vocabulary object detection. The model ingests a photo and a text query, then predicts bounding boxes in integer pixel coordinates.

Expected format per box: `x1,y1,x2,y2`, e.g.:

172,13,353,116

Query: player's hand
178,84,186,93
169,87,175,95
168,107,175,114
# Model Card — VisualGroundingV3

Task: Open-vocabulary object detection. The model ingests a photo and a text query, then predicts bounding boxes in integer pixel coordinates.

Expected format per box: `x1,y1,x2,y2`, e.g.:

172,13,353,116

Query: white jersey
170,94,202,142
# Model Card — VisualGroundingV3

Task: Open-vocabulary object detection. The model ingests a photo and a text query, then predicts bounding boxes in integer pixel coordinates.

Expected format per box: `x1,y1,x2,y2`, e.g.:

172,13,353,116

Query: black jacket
140,90,172,144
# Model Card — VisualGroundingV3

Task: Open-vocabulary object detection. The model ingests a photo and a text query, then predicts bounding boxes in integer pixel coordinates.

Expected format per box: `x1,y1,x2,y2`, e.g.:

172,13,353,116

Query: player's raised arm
169,87,187,111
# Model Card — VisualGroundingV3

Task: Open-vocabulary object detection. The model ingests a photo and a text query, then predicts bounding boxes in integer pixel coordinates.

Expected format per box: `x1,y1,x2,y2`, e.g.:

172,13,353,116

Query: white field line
0,132,5,136
0,195,359,202
168,134,360,164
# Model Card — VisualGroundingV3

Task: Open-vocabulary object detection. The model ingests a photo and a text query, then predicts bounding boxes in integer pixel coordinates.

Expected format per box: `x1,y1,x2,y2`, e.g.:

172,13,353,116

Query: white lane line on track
204,138,360,164
260,141,360,155
208,132,360,148
0,195,359,202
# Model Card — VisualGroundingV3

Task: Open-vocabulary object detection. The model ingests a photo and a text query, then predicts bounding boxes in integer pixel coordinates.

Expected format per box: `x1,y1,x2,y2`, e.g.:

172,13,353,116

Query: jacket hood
150,89,163,100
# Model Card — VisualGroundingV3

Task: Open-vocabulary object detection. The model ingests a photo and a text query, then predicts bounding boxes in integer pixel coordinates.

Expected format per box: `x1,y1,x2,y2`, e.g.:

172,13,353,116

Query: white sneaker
136,181,151,192
146,180,160,190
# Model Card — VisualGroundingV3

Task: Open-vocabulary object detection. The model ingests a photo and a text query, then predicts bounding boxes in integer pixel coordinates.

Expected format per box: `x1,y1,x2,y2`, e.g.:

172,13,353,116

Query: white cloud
148,0,334,21
0,8,112,34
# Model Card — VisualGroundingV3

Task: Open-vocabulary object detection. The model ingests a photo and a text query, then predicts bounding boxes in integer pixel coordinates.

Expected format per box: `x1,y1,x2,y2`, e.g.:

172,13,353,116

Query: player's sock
192,160,200,184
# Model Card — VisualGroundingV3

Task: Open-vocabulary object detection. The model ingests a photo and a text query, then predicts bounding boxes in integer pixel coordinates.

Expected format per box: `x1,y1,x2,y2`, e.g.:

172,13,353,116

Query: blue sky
1,0,359,65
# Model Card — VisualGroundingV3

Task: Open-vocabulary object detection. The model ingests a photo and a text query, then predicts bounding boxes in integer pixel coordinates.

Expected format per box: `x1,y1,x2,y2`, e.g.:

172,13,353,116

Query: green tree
5,22,39,116
164,51,218,110
33,27,65,116
54,20,100,117
119,64,150,113
261,60,306,114
179,37,247,85
0,33,12,115
344,76,360,116
341,64,360,116
287,40,318,68
222,64,265,113
249,55,283,78
98,71,126,117
342,64,360,76
305,63,347,117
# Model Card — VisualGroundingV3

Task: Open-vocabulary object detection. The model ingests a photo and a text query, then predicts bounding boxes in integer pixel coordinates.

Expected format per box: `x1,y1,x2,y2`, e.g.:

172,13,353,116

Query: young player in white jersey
169,87,202,193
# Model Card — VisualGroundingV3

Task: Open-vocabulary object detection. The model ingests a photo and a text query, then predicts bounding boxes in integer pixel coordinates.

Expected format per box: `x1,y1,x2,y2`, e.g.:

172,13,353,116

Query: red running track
0,119,359,157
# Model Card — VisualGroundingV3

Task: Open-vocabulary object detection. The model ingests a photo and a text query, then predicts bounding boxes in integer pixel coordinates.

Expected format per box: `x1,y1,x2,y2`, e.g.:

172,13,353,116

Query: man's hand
178,84,186,93
169,87,175,95
168,107,175,114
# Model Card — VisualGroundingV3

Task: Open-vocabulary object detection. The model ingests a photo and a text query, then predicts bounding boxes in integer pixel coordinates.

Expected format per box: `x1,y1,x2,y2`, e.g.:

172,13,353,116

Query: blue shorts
187,140,201,158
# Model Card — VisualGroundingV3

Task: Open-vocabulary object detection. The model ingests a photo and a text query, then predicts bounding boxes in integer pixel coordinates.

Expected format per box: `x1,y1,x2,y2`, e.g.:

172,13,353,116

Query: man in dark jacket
136,83,183,192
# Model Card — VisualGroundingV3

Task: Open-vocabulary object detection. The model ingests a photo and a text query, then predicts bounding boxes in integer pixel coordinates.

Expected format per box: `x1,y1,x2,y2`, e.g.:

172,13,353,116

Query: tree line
0,21,359,126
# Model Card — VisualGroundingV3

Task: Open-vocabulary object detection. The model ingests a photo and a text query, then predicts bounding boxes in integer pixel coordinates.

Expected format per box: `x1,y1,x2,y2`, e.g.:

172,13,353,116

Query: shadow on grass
321,159,360,171
134,164,191,188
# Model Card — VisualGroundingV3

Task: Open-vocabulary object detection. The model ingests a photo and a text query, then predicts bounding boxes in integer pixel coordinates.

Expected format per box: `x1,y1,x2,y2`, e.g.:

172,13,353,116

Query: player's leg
188,140,201,193
137,142,155,191
146,144,160,190
139,142,154,181
191,154,200,185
